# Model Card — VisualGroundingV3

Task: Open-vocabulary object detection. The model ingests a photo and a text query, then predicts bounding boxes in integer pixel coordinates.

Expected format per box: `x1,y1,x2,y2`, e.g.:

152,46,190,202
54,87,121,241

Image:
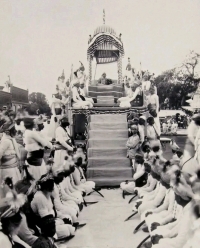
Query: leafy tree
155,51,200,108
27,92,51,115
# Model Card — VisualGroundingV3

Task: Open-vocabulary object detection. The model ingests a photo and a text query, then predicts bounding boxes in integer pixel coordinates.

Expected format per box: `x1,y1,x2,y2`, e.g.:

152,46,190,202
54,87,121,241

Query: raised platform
88,84,144,107
70,85,147,187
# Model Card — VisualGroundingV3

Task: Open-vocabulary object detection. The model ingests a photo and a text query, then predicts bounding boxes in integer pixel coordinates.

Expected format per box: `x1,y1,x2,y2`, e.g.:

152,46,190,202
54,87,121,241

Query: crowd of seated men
0,108,103,248
120,112,200,248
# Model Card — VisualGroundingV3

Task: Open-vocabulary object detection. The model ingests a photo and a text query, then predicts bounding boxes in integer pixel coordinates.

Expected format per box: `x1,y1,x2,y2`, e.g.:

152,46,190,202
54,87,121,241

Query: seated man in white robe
162,121,168,134
118,82,142,108
120,154,148,194
51,165,79,223
72,157,95,194
79,82,94,106
31,173,75,240
72,80,93,109
171,121,178,134
54,116,74,167
62,156,83,204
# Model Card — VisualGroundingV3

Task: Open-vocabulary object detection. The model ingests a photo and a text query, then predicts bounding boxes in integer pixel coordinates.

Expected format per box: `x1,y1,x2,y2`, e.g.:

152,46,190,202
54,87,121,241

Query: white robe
31,191,75,239
23,130,52,180
72,167,95,194
152,202,193,248
54,126,73,167
72,87,93,109
51,183,78,222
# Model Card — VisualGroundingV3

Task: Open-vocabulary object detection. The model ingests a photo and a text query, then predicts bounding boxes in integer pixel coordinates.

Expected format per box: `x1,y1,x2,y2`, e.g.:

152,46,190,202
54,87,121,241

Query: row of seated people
120,139,199,248
0,152,98,248
118,77,158,108
126,113,161,170
0,112,103,247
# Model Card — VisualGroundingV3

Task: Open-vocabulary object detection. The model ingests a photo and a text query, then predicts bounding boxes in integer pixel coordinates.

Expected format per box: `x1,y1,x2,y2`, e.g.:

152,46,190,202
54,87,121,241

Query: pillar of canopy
117,55,122,84
87,24,124,85
88,56,92,84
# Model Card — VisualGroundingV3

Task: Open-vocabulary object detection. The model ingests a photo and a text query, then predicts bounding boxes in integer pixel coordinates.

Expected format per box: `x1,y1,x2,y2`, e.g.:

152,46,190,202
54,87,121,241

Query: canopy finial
103,9,105,24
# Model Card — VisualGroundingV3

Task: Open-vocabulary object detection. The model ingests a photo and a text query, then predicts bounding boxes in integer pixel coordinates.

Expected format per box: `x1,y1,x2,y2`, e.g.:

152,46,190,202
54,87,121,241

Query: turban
0,121,15,133
139,115,146,121
15,180,31,195
150,140,161,148
23,117,34,126
71,78,80,87
130,124,138,129
60,115,69,123
38,173,53,183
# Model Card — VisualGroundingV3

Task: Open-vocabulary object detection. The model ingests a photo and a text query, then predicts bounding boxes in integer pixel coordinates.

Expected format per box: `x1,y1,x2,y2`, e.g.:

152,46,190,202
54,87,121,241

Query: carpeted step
89,122,127,130
88,148,127,158
91,114,127,123
97,96,114,101
87,157,130,168
87,167,133,179
90,91,121,97
89,85,114,91
89,130,128,139
88,138,127,148
97,96,115,105
87,177,134,187
93,103,119,107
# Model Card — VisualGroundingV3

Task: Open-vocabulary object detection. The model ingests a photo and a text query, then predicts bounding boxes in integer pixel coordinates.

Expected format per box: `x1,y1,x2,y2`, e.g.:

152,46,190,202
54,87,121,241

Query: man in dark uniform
98,73,113,85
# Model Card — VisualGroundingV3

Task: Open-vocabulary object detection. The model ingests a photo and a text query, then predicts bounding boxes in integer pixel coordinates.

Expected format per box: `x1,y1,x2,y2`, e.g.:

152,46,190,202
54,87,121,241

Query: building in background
0,77,29,111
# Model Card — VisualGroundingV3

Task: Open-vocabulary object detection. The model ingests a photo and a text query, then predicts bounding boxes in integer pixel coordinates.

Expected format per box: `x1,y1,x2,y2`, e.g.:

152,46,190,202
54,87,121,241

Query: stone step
91,114,127,122
88,130,128,139
89,122,127,130
87,167,133,179
88,148,127,158
88,138,127,148
87,157,130,168
86,177,134,187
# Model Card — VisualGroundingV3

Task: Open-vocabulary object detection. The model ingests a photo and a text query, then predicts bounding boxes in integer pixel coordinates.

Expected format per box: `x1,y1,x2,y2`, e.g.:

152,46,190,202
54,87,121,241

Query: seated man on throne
98,73,113,85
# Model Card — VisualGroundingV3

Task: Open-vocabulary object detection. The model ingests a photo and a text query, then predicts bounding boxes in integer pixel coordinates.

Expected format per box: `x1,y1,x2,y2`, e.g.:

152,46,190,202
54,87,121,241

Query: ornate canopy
87,24,124,64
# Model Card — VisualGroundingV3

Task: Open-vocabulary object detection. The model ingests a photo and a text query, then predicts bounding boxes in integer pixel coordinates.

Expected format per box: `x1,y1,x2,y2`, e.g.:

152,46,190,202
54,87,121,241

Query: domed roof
93,25,116,36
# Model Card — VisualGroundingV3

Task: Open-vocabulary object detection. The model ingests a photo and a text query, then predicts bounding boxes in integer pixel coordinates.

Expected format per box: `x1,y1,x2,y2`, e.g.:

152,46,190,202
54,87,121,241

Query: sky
0,0,200,100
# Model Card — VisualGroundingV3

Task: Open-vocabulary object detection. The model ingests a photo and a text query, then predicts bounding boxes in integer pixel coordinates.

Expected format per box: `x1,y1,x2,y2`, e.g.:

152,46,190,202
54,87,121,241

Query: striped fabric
88,56,92,84
87,34,124,59
117,56,122,84
97,57,118,64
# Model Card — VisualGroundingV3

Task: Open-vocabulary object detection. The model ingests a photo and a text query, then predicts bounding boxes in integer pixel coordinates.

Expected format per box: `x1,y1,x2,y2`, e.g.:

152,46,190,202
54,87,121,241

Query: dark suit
98,78,113,85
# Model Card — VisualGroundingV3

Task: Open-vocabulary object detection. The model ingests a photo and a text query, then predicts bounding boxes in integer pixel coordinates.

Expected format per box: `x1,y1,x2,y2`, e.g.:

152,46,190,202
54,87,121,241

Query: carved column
117,54,122,84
